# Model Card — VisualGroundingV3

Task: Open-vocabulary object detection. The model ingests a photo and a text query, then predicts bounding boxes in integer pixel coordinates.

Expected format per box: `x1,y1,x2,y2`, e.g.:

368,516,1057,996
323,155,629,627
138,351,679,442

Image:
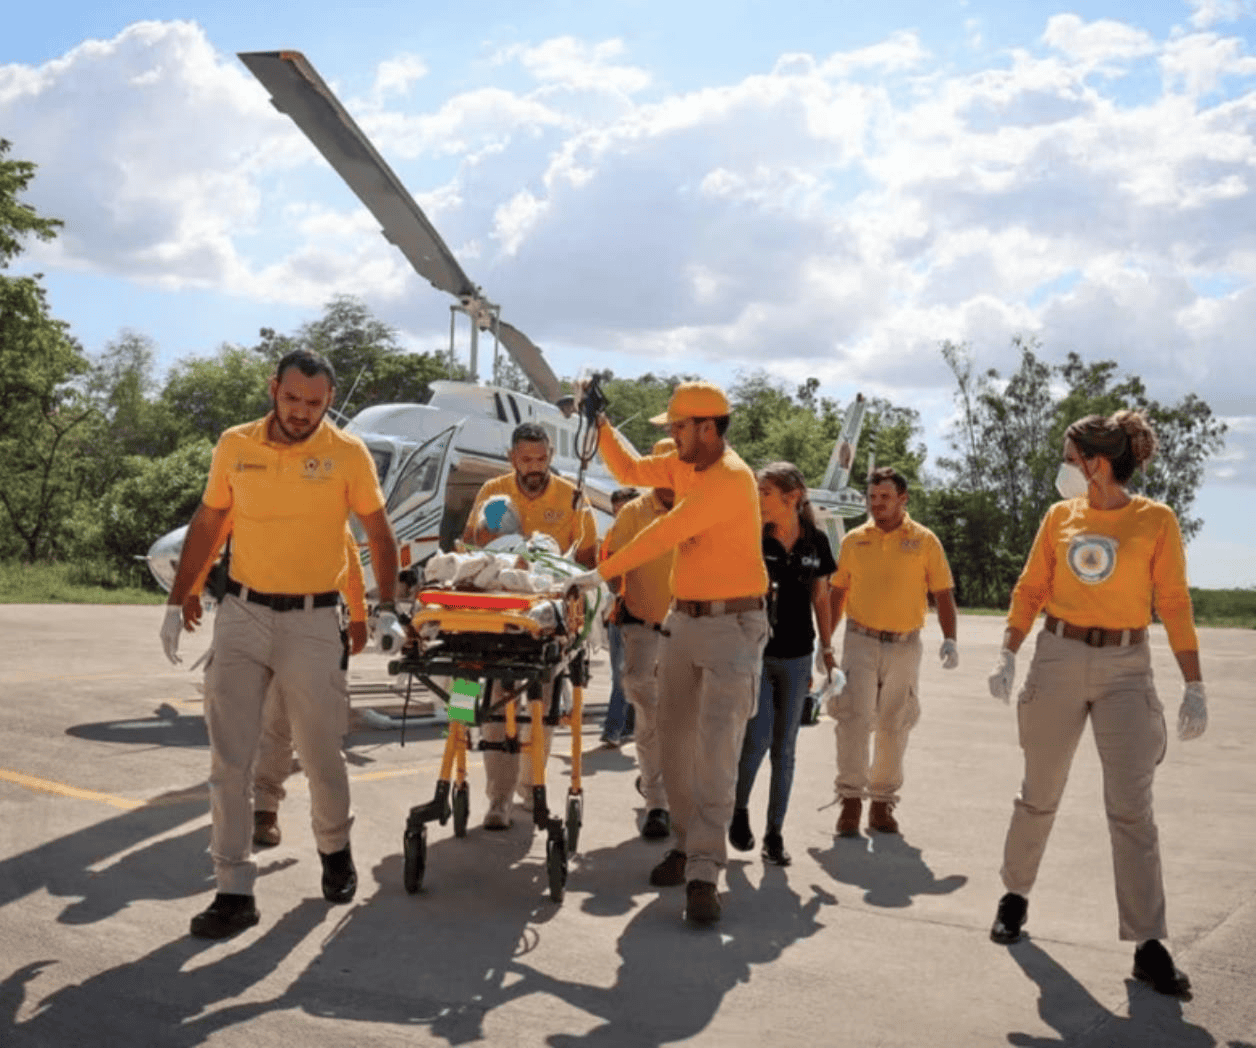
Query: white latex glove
939,638,959,670
820,669,847,718
377,610,408,654
1177,681,1208,742
549,569,603,597
160,605,184,665
988,648,1016,704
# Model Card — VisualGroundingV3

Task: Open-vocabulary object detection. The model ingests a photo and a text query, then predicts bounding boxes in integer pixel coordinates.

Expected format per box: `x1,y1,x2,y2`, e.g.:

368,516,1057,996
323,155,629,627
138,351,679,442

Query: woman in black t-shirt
730,462,837,865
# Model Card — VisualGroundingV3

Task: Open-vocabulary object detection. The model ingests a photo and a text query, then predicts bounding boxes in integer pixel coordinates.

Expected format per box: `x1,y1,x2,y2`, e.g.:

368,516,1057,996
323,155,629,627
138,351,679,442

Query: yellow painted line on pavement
0,768,145,810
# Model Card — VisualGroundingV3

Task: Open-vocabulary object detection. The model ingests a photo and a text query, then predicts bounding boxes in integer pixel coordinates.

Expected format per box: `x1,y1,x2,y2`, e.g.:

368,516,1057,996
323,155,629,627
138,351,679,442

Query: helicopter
145,50,870,603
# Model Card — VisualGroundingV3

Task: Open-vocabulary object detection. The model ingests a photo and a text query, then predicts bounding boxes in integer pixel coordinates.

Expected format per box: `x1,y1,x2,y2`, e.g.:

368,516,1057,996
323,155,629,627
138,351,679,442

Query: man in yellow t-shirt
567,382,769,926
604,438,678,842
160,349,399,940
464,422,599,829
828,466,958,838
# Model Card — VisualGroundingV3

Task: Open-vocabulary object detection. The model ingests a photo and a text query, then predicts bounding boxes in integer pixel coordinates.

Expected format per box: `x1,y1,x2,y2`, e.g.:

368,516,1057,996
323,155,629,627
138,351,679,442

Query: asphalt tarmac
1,605,1253,1047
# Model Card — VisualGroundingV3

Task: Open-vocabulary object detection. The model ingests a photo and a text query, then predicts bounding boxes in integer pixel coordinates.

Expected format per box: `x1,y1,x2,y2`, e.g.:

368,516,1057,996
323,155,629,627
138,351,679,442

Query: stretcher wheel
452,784,470,838
565,793,583,856
403,824,427,894
546,835,568,903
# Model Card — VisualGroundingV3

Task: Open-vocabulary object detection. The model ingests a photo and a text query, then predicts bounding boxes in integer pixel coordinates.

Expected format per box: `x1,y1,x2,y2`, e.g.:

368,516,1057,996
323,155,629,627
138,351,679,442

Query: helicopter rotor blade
238,50,476,300
496,321,561,404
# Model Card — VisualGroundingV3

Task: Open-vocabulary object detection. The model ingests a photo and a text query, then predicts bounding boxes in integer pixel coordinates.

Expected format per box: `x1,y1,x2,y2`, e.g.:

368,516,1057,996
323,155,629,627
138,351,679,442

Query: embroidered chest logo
900,537,923,553
543,509,563,523
1067,534,1118,585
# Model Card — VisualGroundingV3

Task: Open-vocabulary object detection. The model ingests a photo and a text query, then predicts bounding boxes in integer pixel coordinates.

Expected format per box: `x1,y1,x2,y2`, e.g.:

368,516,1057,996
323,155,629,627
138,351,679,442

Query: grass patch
0,560,165,605
960,589,1256,629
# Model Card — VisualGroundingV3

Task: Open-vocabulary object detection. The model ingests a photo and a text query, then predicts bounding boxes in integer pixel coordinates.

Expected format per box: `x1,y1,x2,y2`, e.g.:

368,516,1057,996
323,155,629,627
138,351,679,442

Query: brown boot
253,810,280,848
868,801,899,834
836,798,862,837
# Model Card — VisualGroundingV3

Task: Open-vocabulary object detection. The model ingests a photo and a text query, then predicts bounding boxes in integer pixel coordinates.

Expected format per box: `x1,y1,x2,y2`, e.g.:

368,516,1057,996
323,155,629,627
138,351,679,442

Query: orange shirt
192,513,367,621
832,514,953,633
464,471,597,560
201,416,385,594
596,425,767,601
1007,495,1198,652
605,491,674,625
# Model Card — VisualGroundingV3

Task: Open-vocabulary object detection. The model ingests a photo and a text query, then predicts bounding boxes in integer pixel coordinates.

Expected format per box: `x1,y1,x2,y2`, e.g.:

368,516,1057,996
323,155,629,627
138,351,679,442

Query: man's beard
272,398,324,443
517,470,548,495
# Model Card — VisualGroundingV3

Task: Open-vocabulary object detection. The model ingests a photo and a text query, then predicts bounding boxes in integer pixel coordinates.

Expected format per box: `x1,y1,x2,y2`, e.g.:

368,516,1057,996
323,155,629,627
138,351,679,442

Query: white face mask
1055,461,1089,500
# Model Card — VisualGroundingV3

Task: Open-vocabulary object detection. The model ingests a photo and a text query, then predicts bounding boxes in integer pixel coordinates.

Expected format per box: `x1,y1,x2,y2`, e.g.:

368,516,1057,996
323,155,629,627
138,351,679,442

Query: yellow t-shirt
201,416,385,595
1007,495,1198,652
596,425,768,601
605,491,674,625
832,514,953,633
465,471,597,560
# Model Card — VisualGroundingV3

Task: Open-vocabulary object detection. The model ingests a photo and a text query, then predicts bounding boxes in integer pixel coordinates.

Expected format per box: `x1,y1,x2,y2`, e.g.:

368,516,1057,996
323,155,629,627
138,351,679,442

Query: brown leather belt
226,578,339,612
1044,614,1146,648
673,595,765,618
847,620,919,644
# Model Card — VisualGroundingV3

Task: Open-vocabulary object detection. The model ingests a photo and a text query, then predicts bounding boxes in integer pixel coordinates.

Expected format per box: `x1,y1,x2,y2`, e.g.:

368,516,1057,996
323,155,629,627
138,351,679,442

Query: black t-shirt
763,522,837,659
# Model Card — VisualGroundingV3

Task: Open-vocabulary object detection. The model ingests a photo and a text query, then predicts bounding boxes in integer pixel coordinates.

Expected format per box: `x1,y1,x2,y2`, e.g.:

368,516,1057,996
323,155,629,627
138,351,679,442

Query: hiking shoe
761,830,791,867
729,807,754,852
836,798,862,837
685,880,722,925
483,800,512,830
319,844,357,904
189,893,259,939
641,808,671,841
990,892,1028,944
252,810,280,848
1133,939,1192,997
868,801,899,834
649,849,687,887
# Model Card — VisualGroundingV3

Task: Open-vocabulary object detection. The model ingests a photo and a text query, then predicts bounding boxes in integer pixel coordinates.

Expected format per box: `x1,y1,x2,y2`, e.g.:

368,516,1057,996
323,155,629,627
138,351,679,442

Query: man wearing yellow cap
566,382,769,925
603,438,678,842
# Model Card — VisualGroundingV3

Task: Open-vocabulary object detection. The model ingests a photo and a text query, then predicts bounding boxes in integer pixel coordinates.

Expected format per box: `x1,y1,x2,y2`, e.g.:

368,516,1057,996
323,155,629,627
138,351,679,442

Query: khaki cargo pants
621,622,667,811
1000,629,1168,941
657,607,768,885
205,594,352,895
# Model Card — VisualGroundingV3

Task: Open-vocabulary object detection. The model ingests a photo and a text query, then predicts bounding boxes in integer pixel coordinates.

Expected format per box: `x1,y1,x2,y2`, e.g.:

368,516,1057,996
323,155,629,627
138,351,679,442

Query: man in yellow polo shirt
463,421,598,829
828,466,958,838
568,382,769,926
160,349,400,939
604,438,677,842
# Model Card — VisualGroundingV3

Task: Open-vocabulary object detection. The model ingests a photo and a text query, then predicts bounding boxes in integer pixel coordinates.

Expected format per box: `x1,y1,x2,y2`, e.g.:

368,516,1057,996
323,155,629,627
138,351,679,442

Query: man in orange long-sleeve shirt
568,381,769,926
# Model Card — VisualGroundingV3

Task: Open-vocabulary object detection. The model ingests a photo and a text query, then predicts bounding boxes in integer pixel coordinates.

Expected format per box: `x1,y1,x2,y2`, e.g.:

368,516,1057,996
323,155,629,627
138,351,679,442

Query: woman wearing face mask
729,462,836,865
986,410,1207,997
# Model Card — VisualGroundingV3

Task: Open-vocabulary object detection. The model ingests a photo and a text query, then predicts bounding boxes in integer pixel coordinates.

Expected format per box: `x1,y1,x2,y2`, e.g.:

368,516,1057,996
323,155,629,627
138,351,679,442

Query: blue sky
4,0,1256,586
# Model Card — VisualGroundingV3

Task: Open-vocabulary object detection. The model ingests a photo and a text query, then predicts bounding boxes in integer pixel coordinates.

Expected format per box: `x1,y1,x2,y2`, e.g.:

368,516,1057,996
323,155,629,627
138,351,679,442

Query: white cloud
1186,0,1251,30
372,53,428,98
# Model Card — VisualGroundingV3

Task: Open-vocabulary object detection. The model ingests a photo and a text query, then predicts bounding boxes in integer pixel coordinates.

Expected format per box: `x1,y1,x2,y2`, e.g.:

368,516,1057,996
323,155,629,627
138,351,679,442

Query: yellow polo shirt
201,416,385,595
605,491,674,625
832,514,953,633
1007,495,1198,652
466,471,597,561
596,425,768,601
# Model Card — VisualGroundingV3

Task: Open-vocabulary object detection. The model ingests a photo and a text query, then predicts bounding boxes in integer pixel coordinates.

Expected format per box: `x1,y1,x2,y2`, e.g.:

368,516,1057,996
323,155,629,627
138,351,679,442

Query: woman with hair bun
729,462,836,866
986,410,1208,997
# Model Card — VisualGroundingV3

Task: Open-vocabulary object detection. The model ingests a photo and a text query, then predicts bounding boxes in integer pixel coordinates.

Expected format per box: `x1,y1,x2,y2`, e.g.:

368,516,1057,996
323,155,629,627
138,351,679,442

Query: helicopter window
559,428,570,458
368,448,392,486
493,392,509,423
386,450,441,514
506,394,522,424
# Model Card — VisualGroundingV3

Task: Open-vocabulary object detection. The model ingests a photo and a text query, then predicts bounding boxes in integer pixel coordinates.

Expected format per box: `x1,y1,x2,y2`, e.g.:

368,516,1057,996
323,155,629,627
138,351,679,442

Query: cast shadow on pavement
1003,938,1220,1048
807,832,967,908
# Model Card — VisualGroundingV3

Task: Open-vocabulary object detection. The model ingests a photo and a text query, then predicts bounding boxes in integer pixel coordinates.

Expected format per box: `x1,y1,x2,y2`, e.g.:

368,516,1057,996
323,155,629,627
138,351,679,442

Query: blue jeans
600,622,635,740
735,653,811,833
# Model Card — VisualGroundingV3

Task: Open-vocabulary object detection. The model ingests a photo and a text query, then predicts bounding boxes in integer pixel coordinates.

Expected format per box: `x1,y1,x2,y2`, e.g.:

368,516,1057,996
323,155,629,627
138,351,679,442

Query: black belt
225,578,339,612
673,595,765,618
847,620,919,644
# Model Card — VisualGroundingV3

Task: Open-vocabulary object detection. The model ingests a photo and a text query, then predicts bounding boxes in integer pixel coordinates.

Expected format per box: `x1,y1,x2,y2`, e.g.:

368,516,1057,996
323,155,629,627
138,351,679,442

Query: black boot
320,843,357,904
728,807,754,851
761,829,791,866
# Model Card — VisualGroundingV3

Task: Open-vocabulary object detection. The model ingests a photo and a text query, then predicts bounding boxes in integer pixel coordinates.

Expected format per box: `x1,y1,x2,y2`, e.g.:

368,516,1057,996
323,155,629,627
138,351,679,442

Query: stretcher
385,581,595,902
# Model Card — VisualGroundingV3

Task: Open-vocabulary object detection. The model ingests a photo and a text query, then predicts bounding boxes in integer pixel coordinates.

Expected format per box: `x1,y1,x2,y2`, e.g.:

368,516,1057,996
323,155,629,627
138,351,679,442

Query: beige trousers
832,628,923,804
204,594,352,894
1000,629,1168,941
252,686,295,814
621,622,667,811
482,679,562,806
657,608,768,884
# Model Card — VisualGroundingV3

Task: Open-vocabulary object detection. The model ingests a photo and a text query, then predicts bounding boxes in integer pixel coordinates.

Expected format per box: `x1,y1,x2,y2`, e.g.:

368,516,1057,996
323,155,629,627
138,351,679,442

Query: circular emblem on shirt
1067,534,1118,585
303,457,320,477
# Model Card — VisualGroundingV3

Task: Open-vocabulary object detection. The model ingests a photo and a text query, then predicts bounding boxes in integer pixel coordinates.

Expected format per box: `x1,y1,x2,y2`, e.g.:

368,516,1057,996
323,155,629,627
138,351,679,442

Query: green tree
598,372,695,453
160,343,273,444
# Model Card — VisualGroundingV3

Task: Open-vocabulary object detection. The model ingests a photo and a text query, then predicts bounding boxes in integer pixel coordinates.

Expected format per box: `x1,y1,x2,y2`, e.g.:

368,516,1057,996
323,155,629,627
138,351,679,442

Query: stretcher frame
386,588,589,902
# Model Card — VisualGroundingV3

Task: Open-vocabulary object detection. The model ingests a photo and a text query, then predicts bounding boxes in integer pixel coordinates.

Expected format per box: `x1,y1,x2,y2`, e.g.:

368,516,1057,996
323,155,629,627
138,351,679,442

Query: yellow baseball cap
651,437,677,455
649,381,731,425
